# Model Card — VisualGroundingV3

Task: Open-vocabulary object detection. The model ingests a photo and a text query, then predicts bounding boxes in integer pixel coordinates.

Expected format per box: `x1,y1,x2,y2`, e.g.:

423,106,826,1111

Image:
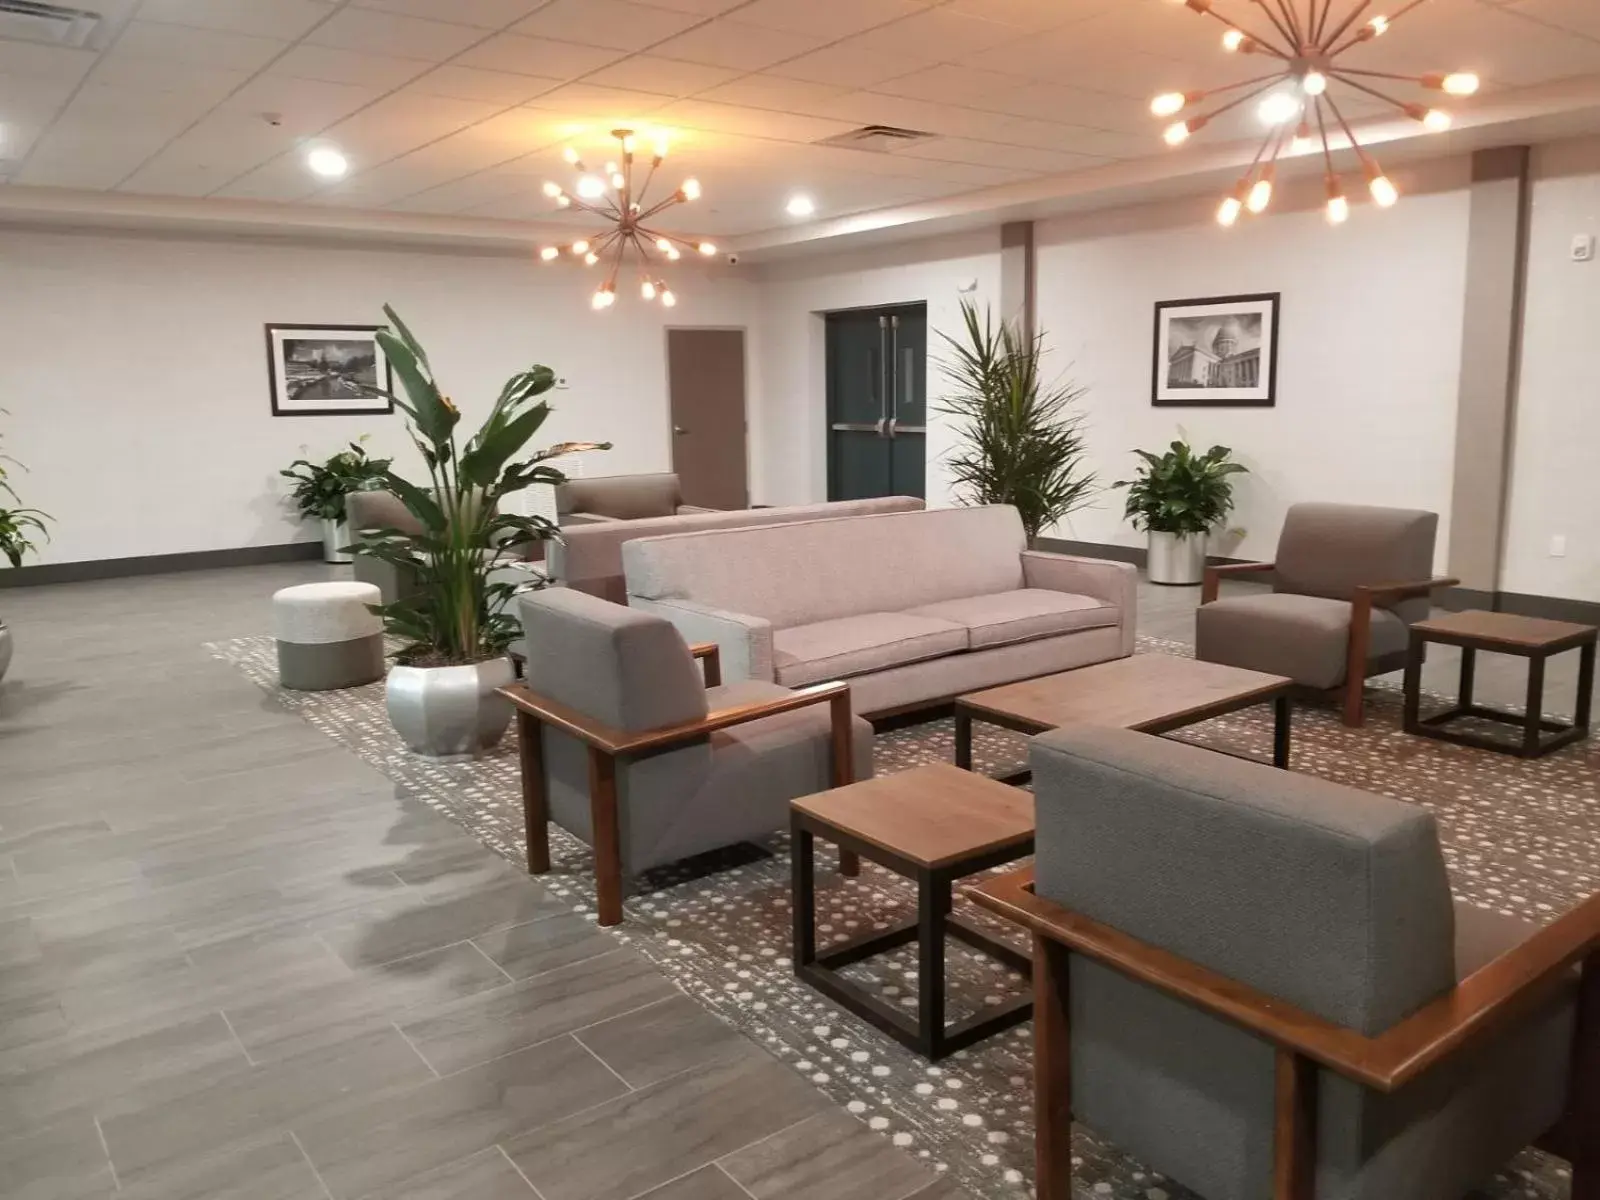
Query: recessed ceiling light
785,194,815,217
306,146,348,179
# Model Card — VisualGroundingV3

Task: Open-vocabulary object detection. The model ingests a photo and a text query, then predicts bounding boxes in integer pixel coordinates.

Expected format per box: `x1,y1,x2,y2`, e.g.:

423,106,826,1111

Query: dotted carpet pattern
208,634,1591,1200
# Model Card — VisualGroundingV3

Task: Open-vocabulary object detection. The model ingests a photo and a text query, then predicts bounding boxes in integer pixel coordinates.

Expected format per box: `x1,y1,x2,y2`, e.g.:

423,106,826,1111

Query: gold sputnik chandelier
1152,0,1480,225
535,128,715,310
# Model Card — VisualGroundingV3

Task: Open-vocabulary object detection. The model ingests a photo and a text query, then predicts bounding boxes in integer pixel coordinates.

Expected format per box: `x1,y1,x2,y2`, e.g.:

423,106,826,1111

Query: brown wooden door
666,328,749,510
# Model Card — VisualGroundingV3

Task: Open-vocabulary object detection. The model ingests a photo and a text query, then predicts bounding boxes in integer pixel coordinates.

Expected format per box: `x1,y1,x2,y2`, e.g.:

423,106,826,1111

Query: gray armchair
1196,503,1457,726
504,589,874,925
970,725,1596,1200
555,472,715,525
344,490,424,605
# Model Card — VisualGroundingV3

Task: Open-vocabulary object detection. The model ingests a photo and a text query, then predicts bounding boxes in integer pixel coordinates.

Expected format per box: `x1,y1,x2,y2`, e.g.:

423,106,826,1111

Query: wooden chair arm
689,642,722,688
1201,561,1275,605
967,866,1600,1092
1355,576,1460,603
498,680,851,759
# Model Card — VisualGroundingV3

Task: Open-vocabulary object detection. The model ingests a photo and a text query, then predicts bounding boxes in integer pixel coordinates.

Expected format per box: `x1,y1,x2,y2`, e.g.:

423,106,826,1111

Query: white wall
750,230,1003,508
1,228,757,565
1503,136,1600,603
1033,161,1472,567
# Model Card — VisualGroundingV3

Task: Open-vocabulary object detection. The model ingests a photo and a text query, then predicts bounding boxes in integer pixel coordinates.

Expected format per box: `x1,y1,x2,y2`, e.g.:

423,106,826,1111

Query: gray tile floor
0,564,955,1200
1,564,1590,1200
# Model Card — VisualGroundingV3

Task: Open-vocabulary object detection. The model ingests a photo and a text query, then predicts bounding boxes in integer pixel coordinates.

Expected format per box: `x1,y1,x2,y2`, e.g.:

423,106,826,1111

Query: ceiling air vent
815,125,937,154
0,0,103,48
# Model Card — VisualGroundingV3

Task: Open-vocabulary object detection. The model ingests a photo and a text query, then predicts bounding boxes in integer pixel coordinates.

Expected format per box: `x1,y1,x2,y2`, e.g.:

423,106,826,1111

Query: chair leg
1341,673,1366,728
586,747,624,927
839,847,860,877
1034,936,1074,1200
517,711,550,874
1343,593,1374,728
1565,955,1600,1198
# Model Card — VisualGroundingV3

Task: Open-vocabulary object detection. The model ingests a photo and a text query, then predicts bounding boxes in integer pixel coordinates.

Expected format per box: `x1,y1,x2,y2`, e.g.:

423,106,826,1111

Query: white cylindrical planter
1147,531,1208,586
387,657,516,759
322,518,352,564
0,623,13,685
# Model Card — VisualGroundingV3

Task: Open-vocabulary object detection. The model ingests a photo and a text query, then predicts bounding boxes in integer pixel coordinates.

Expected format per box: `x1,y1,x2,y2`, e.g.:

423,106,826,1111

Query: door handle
879,315,890,429
673,426,689,435
829,422,880,433
886,417,897,438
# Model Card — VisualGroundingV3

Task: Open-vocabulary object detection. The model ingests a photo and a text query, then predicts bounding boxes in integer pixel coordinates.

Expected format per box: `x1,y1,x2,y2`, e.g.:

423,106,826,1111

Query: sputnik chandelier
1152,0,1480,225
535,128,715,310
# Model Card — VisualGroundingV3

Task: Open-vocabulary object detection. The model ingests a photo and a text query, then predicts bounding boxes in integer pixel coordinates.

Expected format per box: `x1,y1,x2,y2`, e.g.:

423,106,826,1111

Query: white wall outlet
1551,534,1568,558
1572,235,1595,262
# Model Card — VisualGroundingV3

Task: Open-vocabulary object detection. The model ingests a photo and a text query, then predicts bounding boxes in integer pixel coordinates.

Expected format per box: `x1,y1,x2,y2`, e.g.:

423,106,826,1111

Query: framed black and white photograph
265,324,394,417
1152,293,1279,408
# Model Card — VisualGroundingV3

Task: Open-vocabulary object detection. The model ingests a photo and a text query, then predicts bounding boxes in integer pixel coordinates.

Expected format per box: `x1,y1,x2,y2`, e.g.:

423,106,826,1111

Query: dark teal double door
826,304,927,501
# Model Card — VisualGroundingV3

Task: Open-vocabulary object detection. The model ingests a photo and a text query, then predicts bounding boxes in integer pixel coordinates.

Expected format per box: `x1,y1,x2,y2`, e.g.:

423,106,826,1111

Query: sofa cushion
906,589,1118,650
774,612,968,688
1195,592,1409,689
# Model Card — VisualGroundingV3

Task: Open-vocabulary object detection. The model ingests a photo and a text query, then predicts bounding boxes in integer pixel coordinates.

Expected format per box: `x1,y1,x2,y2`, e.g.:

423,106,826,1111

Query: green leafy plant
0,412,50,568
358,305,609,666
1114,439,1248,536
280,437,392,521
936,300,1095,542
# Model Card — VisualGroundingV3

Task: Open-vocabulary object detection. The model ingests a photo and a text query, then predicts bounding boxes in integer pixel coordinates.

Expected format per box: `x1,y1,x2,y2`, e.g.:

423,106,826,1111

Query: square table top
1410,609,1598,651
792,764,1034,871
956,653,1291,735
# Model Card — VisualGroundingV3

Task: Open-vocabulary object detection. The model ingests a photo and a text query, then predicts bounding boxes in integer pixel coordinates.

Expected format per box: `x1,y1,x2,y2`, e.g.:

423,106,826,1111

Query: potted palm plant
1,416,52,684
358,305,608,758
1114,439,1248,586
280,437,393,563
937,300,1095,542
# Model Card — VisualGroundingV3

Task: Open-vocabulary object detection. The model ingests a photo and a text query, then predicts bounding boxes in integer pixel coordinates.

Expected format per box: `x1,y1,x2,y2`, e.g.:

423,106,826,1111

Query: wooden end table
1403,610,1596,759
791,764,1034,1060
955,655,1295,784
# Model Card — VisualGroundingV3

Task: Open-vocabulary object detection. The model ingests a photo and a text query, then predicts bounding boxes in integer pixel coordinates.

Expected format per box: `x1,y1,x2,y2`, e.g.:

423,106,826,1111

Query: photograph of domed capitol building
1152,292,1279,407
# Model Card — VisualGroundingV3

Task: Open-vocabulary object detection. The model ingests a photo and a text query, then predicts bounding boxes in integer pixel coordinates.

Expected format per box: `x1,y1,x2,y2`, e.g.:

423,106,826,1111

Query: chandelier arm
1197,6,1291,58
1312,0,1337,44
636,193,686,222
1327,0,1427,55
636,159,661,210
1319,0,1372,52
1333,66,1428,83
565,197,614,218
1322,92,1373,165
1271,0,1305,47
1247,0,1296,49
1328,70,1419,114
1189,76,1284,127
1203,71,1290,99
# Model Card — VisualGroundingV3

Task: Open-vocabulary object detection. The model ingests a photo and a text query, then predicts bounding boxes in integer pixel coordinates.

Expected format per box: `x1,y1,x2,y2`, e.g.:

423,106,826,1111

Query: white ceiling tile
0,40,96,84
734,0,929,40
214,75,388,137
90,58,252,103
136,0,333,40
768,42,926,87
454,33,628,78
106,20,290,72
946,0,1117,32
869,64,1017,106
268,44,434,90
313,90,508,163
520,82,672,116
890,136,1097,173
650,98,857,141
842,8,1029,62
119,162,244,196
584,55,739,96
1503,0,1600,41
306,8,486,62
694,75,850,113
412,64,564,104
352,0,550,29
512,0,702,50
626,0,744,12
650,20,827,70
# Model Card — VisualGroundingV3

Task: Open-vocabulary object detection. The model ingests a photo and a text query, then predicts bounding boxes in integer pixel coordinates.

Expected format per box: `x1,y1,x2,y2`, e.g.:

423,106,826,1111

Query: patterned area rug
208,635,1594,1200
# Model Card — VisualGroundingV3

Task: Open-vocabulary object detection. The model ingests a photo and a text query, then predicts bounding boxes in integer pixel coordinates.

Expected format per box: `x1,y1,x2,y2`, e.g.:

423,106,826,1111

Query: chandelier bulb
584,252,599,266
611,172,625,188
577,175,605,199
653,135,670,159
541,181,562,198
1257,91,1300,126
1290,120,1314,154
570,239,590,255
1217,195,1243,227
1163,120,1192,146
1302,70,1327,97
1365,162,1399,208
556,194,571,207
1222,28,1245,52
655,237,671,252
666,246,681,261
1326,176,1350,225
641,280,657,300
562,146,580,165
1247,170,1274,215
1150,92,1186,118
1367,15,1389,37
538,246,559,262
660,288,677,308
697,241,717,255
622,134,636,154
681,178,701,200
591,288,608,311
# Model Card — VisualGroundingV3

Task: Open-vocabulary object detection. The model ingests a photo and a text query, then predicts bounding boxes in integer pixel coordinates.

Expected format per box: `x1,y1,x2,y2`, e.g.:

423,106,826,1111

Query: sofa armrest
561,511,618,527
676,504,719,515
1021,551,1137,656
629,597,775,683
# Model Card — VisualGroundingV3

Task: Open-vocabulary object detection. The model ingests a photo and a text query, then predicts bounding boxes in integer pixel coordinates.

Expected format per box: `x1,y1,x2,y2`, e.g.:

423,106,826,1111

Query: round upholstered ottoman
272,581,385,691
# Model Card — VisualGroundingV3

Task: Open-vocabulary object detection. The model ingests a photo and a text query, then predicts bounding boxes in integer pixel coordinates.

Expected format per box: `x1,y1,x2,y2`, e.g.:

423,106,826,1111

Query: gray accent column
1000,221,1035,340
1448,146,1531,593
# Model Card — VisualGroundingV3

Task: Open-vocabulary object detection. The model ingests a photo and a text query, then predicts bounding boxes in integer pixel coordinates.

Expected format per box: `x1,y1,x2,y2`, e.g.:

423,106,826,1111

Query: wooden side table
791,764,1035,1060
1403,610,1596,759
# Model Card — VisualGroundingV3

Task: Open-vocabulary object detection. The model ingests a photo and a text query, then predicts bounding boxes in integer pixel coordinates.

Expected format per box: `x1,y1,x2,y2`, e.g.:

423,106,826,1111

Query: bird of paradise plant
356,305,608,666
1,411,50,568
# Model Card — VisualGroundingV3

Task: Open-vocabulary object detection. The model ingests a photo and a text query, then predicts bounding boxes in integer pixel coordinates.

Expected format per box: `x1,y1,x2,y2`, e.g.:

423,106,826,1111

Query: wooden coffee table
1404,610,1596,758
955,655,1294,782
791,764,1034,1060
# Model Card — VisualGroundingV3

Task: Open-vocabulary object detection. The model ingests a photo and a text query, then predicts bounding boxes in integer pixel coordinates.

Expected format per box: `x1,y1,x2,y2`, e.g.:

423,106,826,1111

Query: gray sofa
550,496,924,602
555,472,711,526
623,505,1137,717
1027,724,1575,1200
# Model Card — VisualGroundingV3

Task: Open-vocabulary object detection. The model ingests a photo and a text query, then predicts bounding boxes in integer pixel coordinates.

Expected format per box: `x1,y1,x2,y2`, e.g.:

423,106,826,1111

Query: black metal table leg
1403,631,1425,734
953,708,973,770
1578,640,1597,736
792,820,816,968
1272,694,1292,770
1459,645,1477,709
1525,654,1548,758
918,870,947,1058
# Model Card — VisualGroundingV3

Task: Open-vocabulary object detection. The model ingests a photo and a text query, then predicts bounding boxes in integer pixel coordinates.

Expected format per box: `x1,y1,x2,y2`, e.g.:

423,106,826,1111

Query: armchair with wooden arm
1195,504,1458,726
970,725,1591,1200
509,589,873,926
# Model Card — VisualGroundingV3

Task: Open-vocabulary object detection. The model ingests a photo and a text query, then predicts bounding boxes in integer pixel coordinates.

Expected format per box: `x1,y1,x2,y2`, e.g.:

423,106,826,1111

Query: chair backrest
1274,503,1438,622
556,473,682,521
623,505,1027,630
345,489,425,538
517,588,707,732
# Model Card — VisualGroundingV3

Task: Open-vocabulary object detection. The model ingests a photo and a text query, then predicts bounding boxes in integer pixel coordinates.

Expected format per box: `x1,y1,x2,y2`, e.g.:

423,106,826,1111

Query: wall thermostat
1572,234,1595,262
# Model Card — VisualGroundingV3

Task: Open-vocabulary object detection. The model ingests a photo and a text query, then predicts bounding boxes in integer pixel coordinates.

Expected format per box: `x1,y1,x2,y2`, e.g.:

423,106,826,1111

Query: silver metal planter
386,657,516,759
1147,531,1208,586
321,518,353,564
0,623,12,685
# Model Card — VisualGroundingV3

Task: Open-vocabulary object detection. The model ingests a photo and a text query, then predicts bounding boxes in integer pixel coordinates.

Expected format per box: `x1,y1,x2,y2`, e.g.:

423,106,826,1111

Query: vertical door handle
879,315,890,432
889,315,900,436
673,426,689,435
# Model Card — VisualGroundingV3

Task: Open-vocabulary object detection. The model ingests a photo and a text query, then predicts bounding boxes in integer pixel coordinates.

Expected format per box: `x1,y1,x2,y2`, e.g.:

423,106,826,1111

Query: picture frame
1151,293,1279,408
265,323,394,417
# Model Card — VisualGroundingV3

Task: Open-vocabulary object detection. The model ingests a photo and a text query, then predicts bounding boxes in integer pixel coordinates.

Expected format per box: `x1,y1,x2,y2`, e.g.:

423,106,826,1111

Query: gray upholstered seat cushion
1275,503,1438,625
556,473,684,522
1195,592,1409,689
773,613,968,687
905,589,1118,650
